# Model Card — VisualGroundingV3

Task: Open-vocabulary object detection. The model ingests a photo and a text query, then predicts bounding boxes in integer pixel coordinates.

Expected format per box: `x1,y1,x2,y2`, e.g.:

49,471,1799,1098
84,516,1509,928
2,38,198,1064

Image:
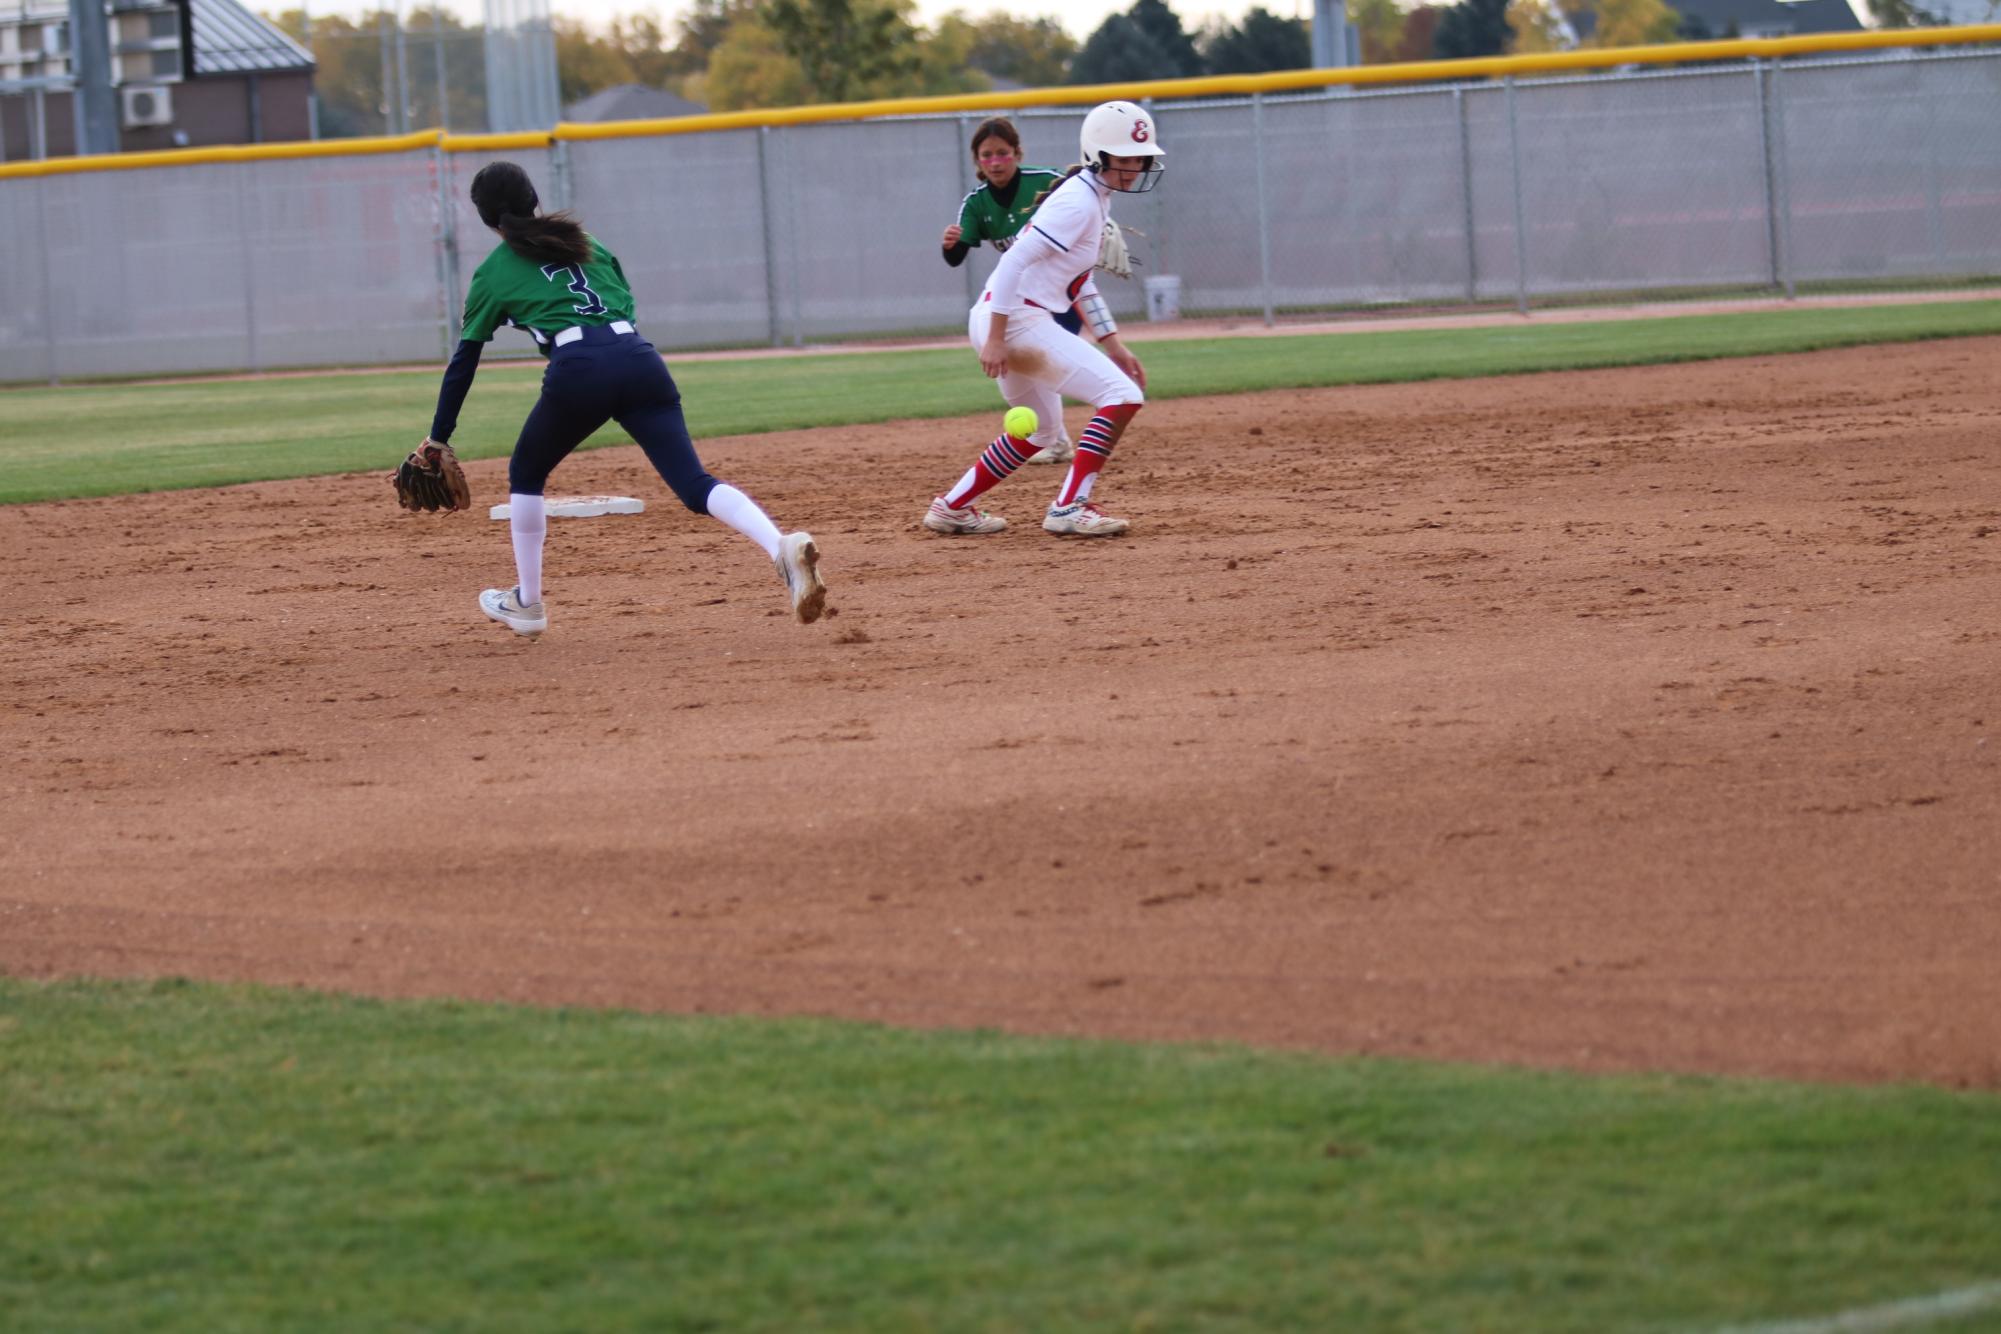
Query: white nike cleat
1042,500,1129,537
923,496,1008,535
775,531,828,624
1025,435,1076,465
479,586,548,636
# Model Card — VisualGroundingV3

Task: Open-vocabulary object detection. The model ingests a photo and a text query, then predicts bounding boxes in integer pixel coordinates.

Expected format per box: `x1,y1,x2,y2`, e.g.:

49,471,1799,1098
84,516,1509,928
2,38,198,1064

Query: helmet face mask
1079,100,1165,194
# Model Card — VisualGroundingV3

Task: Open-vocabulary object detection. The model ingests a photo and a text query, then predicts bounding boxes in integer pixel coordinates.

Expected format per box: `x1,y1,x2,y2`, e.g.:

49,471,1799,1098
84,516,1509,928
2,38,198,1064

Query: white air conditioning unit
120,84,173,129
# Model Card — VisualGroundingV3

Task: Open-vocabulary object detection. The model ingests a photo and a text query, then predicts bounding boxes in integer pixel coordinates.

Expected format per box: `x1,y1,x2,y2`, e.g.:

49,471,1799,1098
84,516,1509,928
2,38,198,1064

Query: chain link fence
302,21,491,139
4,44,2000,382
297,0,554,141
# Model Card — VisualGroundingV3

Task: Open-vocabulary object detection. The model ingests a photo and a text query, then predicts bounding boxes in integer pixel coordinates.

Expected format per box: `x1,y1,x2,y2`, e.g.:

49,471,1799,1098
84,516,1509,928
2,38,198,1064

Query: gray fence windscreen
3,45,2000,383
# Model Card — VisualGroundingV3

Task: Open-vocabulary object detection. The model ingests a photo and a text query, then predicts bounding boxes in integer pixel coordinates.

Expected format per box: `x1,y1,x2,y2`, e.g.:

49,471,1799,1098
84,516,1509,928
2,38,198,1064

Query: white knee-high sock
704,483,783,559
509,493,546,604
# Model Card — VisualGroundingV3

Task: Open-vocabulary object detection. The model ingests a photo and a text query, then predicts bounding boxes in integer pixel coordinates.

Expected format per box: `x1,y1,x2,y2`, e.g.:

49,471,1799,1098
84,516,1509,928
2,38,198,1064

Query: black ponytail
469,160,592,267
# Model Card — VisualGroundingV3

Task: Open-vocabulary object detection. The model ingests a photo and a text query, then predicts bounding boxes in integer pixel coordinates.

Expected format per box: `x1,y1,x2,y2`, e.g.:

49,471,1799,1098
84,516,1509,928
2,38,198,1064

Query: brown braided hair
1029,163,1086,212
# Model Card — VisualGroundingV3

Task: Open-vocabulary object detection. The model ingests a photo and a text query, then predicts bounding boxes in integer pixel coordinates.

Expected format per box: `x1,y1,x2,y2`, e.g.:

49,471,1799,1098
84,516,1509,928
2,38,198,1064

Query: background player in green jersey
423,161,825,637
940,117,1077,465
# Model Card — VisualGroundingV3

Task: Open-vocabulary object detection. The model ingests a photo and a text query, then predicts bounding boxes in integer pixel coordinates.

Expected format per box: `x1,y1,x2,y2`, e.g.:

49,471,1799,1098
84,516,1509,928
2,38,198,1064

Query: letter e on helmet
1079,100,1166,193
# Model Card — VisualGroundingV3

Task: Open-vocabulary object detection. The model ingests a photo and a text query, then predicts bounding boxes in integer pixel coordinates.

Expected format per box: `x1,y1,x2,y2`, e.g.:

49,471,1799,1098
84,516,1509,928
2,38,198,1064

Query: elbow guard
1078,292,1117,339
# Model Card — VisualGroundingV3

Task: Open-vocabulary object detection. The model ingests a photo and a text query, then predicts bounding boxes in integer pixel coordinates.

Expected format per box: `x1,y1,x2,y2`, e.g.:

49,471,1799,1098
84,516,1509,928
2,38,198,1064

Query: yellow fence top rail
0,129,446,177
3,24,1997,179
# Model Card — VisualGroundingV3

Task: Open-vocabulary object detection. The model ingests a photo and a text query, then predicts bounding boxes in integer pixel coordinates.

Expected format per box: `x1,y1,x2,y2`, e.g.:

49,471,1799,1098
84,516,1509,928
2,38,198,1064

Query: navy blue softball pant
507,324,717,513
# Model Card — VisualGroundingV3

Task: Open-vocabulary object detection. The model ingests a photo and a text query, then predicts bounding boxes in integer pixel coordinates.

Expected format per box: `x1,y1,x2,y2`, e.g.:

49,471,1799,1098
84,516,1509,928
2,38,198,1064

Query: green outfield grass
3,976,1998,1333
2,300,1998,505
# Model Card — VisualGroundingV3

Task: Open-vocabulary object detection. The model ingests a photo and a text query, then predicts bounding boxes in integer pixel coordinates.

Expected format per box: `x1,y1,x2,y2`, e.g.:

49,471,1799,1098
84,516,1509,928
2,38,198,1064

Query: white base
489,495,646,521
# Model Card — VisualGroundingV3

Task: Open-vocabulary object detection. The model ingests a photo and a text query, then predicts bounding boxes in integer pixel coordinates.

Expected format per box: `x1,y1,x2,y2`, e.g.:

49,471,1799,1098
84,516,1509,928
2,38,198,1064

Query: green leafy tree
1505,0,1569,50
272,8,485,137
1433,0,1510,58
554,16,637,102
933,12,1077,87
701,11,809,108
1393,5,1444,60
1069,13,1175,82
764,0,920,102
898,18,995,96
701,0,981,108
1501,0,1678,51
1350,0,1413,63
1128,0,1205,77
668,0,761,77
1200,6,1310,73
271,11,377,137
605,12,683,86
566,0,756,104
1592,0,1680,46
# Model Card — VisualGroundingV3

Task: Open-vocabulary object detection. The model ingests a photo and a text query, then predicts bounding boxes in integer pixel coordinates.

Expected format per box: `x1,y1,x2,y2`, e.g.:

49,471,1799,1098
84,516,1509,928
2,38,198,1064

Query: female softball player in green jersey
423,161,825,637
923,101,1164,540
940,116,1078,465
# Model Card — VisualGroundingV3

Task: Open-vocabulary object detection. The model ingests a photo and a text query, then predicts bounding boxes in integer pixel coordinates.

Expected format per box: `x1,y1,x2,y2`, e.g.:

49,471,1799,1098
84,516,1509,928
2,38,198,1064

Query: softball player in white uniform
923,100,1166,539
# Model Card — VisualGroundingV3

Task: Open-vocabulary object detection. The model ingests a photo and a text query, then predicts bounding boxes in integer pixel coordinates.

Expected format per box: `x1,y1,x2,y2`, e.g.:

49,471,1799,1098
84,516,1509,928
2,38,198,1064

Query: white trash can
1143,274,1182,322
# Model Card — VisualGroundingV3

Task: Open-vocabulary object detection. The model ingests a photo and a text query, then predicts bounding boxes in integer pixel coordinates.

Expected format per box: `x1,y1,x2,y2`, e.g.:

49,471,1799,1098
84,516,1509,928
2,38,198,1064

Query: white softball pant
968,303,1143,452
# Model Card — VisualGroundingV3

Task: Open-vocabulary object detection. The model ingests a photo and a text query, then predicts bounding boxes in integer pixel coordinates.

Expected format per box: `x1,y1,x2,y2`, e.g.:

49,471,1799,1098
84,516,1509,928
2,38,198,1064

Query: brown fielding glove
393,439,472,513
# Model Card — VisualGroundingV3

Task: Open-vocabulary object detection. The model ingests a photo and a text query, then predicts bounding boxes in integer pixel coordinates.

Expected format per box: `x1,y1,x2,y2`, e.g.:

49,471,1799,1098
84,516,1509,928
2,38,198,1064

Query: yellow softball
1004,406,1039,439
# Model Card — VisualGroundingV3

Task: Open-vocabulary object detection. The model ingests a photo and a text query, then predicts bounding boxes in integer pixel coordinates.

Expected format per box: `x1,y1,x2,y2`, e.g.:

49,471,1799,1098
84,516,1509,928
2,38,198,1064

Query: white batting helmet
1079,100,1165,194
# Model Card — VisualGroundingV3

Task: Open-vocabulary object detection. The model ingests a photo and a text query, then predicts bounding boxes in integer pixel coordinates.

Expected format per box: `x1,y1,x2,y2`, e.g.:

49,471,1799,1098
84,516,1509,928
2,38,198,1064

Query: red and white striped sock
1054,406,1136,507
942,431,1037,510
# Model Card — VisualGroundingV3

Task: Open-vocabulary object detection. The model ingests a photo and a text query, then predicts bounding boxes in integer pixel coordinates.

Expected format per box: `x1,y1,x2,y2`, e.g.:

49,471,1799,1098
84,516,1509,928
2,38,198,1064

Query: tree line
272,0,1950,137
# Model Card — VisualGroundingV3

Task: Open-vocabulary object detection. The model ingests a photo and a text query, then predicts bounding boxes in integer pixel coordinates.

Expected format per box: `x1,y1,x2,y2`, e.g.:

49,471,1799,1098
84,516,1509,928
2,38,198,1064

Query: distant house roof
1665,0,1864,38
190,0,314,75
0,0,312,78
563,84,706,123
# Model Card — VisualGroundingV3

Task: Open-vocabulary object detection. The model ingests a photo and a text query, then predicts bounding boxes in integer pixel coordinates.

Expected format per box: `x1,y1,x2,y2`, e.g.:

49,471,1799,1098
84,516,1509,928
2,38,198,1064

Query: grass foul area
1,299,1998,505
4,976,1999,1333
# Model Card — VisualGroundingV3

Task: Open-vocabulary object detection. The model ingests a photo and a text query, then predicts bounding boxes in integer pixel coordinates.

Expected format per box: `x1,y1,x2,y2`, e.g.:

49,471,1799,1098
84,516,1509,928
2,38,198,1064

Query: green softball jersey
459,236,636,344
956,167,1064,254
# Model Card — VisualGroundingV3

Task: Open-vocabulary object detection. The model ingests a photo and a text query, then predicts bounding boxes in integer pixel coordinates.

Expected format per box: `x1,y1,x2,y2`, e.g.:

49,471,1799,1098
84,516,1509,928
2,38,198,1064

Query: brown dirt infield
5,337,1999,1088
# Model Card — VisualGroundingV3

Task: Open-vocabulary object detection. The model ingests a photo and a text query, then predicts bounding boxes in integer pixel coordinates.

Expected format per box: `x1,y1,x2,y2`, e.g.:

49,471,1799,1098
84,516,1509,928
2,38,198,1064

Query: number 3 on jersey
543,263,607,316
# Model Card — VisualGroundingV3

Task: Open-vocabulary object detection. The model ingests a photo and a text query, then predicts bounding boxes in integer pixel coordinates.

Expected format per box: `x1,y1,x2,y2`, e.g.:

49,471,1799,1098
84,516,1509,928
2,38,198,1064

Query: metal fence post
782,127,804,347
37,176,59,384
379,13,397,135
758,126,781,346
1253,92,1274,327
235,164,261,372
1505,75,1529,315
1456,85,1477,303
1755,61,1781,292
1138,95,1169,284
395,7,412,135
1920,53,1944,273
549,136,572,211
432,0,449,132
434,143,461,355
954,114,978,310
1770,59,1796,299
